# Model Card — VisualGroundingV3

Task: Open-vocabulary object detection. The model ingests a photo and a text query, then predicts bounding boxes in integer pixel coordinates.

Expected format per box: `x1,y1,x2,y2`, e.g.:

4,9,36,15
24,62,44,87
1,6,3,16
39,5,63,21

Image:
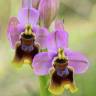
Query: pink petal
18,8,39,26
65,49,89,74
32,52,56,75
55,30,68,48
7,17,21,48
47,30,68,52
35,27,50,49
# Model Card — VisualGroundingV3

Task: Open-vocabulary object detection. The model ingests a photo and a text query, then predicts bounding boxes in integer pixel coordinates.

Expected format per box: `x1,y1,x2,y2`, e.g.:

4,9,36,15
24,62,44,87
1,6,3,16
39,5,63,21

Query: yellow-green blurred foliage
0,0,96,96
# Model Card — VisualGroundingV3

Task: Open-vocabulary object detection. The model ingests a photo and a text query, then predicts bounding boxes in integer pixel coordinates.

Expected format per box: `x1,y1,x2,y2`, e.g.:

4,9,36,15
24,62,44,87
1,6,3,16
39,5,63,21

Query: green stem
39,76,52,96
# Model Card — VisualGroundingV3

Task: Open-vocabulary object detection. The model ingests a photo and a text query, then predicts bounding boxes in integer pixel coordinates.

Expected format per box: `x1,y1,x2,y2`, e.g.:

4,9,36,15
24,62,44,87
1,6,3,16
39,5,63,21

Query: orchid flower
7,0,50,65
32,20,89,95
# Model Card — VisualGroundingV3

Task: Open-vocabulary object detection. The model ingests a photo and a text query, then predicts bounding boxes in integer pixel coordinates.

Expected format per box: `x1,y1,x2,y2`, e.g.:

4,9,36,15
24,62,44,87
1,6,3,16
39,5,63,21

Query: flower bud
55,20,64,31
39,0,60,28
32,0,40,9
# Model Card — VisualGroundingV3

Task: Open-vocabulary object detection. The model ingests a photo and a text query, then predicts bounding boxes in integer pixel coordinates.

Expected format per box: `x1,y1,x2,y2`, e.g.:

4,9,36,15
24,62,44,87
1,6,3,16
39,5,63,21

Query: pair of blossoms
7,0,89,95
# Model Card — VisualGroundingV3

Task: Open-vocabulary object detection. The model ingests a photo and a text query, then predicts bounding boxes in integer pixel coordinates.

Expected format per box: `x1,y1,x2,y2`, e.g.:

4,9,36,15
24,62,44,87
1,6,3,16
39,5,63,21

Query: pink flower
32,20,89,95
7,7,50,65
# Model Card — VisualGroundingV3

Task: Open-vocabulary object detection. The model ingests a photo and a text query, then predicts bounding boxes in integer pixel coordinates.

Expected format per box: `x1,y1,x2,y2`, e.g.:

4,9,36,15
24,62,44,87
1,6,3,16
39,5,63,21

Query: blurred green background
0,0,96,96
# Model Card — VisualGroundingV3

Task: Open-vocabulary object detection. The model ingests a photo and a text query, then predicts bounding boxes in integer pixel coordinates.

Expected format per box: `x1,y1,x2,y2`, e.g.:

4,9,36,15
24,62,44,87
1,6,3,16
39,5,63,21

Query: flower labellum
39,0,60,28
48,48,77,95
13,25,39,65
